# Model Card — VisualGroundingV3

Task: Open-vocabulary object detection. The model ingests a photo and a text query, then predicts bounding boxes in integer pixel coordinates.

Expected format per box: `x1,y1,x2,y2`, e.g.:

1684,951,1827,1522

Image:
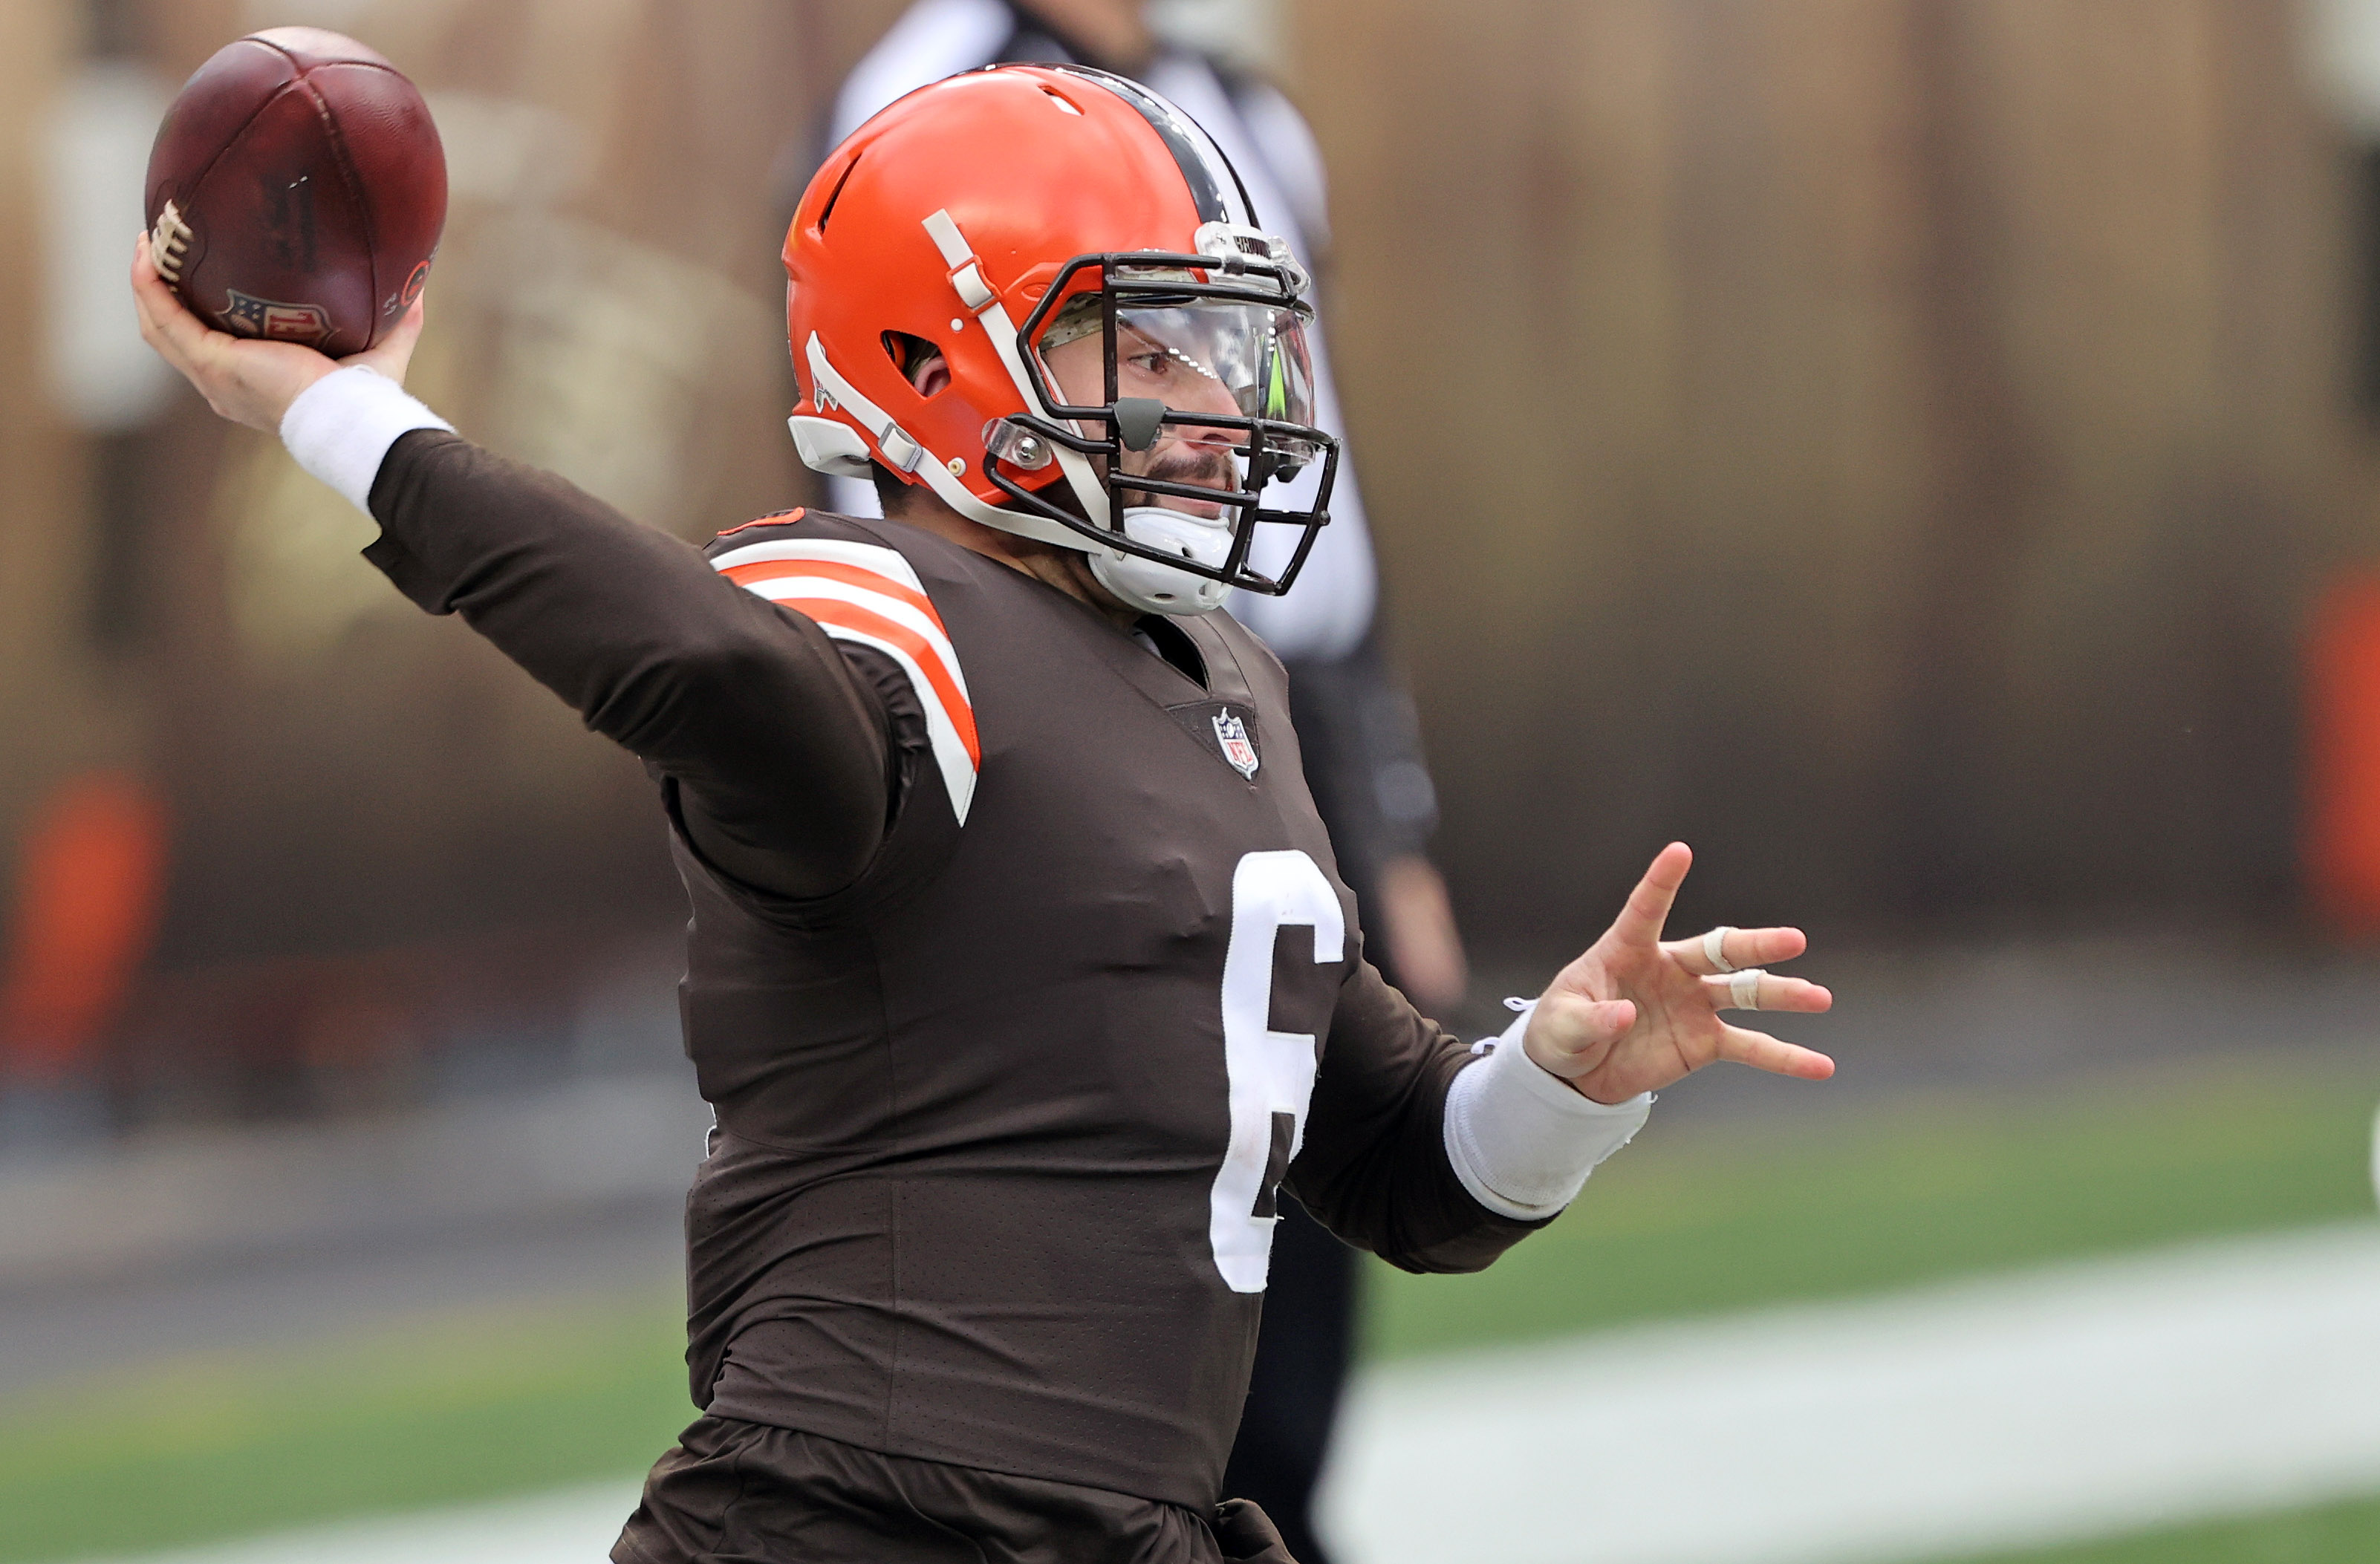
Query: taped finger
1729,967,1766,1011
1703,926,1739,974
1703,971,1832,1015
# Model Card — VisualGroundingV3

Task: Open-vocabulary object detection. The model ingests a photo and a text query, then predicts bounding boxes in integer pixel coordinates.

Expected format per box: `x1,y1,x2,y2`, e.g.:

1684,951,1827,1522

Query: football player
822,18,1457,1551
131,65,1834,1564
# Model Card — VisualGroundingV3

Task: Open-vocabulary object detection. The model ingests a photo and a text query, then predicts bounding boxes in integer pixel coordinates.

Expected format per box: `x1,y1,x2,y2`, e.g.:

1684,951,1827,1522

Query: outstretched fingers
1608,841,1692,947
1717,1024,1835,1081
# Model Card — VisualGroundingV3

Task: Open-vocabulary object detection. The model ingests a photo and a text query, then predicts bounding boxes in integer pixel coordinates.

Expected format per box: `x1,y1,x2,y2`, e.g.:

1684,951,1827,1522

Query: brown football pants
613,1415,1296,1564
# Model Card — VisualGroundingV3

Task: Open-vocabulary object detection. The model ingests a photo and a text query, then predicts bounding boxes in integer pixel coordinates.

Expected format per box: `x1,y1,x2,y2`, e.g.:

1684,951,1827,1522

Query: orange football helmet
784,65,1336,615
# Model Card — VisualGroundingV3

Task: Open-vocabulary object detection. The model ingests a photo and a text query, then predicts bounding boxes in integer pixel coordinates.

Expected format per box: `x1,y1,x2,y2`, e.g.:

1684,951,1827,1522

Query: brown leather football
144,28,445,358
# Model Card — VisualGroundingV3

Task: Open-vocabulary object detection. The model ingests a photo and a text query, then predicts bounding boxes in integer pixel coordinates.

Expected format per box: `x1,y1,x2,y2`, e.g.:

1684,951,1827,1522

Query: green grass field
0,1291,690,1563
4,1053,2375,1563
1367,1055,2380,1358
1938,1491,2380,1563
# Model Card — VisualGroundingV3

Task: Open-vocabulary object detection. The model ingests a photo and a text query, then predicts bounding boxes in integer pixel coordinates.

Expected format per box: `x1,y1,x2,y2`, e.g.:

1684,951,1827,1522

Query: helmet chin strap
917,211,1243,616
804,334,1229,615
799,206,1250,619
921,210,1112,532
804,333,1073,548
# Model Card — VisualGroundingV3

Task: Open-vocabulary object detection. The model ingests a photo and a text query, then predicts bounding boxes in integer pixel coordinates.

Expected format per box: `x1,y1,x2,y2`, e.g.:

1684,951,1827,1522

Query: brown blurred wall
1298,0,2379,949
2,0,2375,989
0,2,129,834
138,0,822,965
3,1,907,982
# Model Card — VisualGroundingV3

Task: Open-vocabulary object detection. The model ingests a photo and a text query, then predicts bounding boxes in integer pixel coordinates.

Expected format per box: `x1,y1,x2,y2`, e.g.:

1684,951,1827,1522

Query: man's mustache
1119,441,1236,498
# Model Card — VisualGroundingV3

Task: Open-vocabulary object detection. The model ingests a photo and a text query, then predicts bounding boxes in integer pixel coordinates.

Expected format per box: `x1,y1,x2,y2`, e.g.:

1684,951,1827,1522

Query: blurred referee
805,3,1467,1557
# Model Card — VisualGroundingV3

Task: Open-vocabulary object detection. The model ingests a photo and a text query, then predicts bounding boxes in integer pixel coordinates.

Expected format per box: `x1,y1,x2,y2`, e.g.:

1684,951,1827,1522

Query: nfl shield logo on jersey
1213,709,1260,779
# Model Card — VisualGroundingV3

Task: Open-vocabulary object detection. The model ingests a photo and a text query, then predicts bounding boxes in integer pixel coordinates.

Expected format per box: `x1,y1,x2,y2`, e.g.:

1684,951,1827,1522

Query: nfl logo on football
1212,709,1259,779
221,288,331,348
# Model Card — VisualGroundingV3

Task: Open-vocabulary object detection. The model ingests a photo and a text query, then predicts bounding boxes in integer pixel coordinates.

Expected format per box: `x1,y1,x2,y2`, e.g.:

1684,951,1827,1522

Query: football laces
149,200,192,283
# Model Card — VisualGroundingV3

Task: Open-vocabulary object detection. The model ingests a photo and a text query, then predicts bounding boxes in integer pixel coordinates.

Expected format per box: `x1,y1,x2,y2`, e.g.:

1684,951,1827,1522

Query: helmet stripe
1049,65,1257,229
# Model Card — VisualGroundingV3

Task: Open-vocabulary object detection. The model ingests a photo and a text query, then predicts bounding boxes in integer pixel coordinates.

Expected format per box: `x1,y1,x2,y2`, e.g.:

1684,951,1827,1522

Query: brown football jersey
362,431,1541,1507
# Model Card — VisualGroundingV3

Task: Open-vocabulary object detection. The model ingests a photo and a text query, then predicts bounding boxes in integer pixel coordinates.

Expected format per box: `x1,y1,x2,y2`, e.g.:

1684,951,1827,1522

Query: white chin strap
800,336,1232,617
1089,506,1236,616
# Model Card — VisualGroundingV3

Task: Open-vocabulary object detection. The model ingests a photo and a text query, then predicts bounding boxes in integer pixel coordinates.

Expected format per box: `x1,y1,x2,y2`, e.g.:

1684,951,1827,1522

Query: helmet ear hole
882,331,948,397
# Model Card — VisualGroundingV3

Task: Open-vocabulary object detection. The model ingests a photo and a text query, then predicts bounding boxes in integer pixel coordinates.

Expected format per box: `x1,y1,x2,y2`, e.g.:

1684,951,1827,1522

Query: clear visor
1038,296,1319,436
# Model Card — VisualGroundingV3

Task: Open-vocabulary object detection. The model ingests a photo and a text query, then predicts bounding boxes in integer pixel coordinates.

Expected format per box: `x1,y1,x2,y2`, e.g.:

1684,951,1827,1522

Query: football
143,27,445,358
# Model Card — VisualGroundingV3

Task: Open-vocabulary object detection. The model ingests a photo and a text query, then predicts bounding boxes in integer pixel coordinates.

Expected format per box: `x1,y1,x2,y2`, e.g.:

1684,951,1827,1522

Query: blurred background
5,1,2380,1562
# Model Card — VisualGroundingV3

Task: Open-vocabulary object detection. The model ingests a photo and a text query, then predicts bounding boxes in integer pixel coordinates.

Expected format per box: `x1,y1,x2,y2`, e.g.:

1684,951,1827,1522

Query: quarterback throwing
134,64,1832,1564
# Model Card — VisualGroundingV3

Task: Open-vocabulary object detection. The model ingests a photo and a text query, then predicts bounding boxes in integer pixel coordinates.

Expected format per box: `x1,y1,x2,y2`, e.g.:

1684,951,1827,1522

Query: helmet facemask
981,241,1340,615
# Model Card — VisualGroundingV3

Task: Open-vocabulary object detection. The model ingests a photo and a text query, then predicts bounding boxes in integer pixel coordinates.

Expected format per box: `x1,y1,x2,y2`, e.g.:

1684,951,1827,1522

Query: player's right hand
129,233,424,434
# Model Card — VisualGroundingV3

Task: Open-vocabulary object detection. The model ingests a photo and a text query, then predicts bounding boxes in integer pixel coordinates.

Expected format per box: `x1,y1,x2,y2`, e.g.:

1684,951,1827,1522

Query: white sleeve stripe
736,576,970,700
712,538,932,597
813,622,978,826
712,535,978,824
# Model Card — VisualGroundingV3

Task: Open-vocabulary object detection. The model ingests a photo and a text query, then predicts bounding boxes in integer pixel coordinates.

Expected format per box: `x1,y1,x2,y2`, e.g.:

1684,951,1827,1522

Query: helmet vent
816,153,862,235
1040,86,1084,116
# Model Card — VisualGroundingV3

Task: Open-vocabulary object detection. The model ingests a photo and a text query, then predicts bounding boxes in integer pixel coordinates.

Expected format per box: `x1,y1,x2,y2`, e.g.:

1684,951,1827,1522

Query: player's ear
883,331,950,398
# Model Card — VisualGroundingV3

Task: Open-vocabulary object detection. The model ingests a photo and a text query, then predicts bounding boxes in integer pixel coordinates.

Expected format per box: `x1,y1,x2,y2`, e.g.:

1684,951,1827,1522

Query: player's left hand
1523,841,1834,1104
129,232,424,433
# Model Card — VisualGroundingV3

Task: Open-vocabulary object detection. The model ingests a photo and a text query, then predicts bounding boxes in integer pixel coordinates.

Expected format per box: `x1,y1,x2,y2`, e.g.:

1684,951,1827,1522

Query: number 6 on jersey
1209,850,1345,1292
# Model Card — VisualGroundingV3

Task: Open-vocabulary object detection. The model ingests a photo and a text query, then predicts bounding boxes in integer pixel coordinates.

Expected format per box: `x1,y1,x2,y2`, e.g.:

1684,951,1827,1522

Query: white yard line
82,1482,647,1564
84,1222,2380,1564
1320,1221,2380,1564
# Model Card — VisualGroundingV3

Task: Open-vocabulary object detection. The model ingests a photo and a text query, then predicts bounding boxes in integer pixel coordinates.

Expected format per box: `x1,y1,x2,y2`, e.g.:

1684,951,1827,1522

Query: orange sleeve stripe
722,558,941,623
713,508,806,538
782,596,982,766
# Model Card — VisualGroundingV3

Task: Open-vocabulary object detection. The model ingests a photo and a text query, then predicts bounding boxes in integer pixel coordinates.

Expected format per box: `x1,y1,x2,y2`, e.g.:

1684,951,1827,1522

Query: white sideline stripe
79,1480,645,1564
85,1223,2380,1564
1319,1220,2380,1564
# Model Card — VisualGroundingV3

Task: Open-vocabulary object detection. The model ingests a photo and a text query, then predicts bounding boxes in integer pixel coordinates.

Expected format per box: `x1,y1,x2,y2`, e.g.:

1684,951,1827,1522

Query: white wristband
279,365,452,516
1443,999,1653,1221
